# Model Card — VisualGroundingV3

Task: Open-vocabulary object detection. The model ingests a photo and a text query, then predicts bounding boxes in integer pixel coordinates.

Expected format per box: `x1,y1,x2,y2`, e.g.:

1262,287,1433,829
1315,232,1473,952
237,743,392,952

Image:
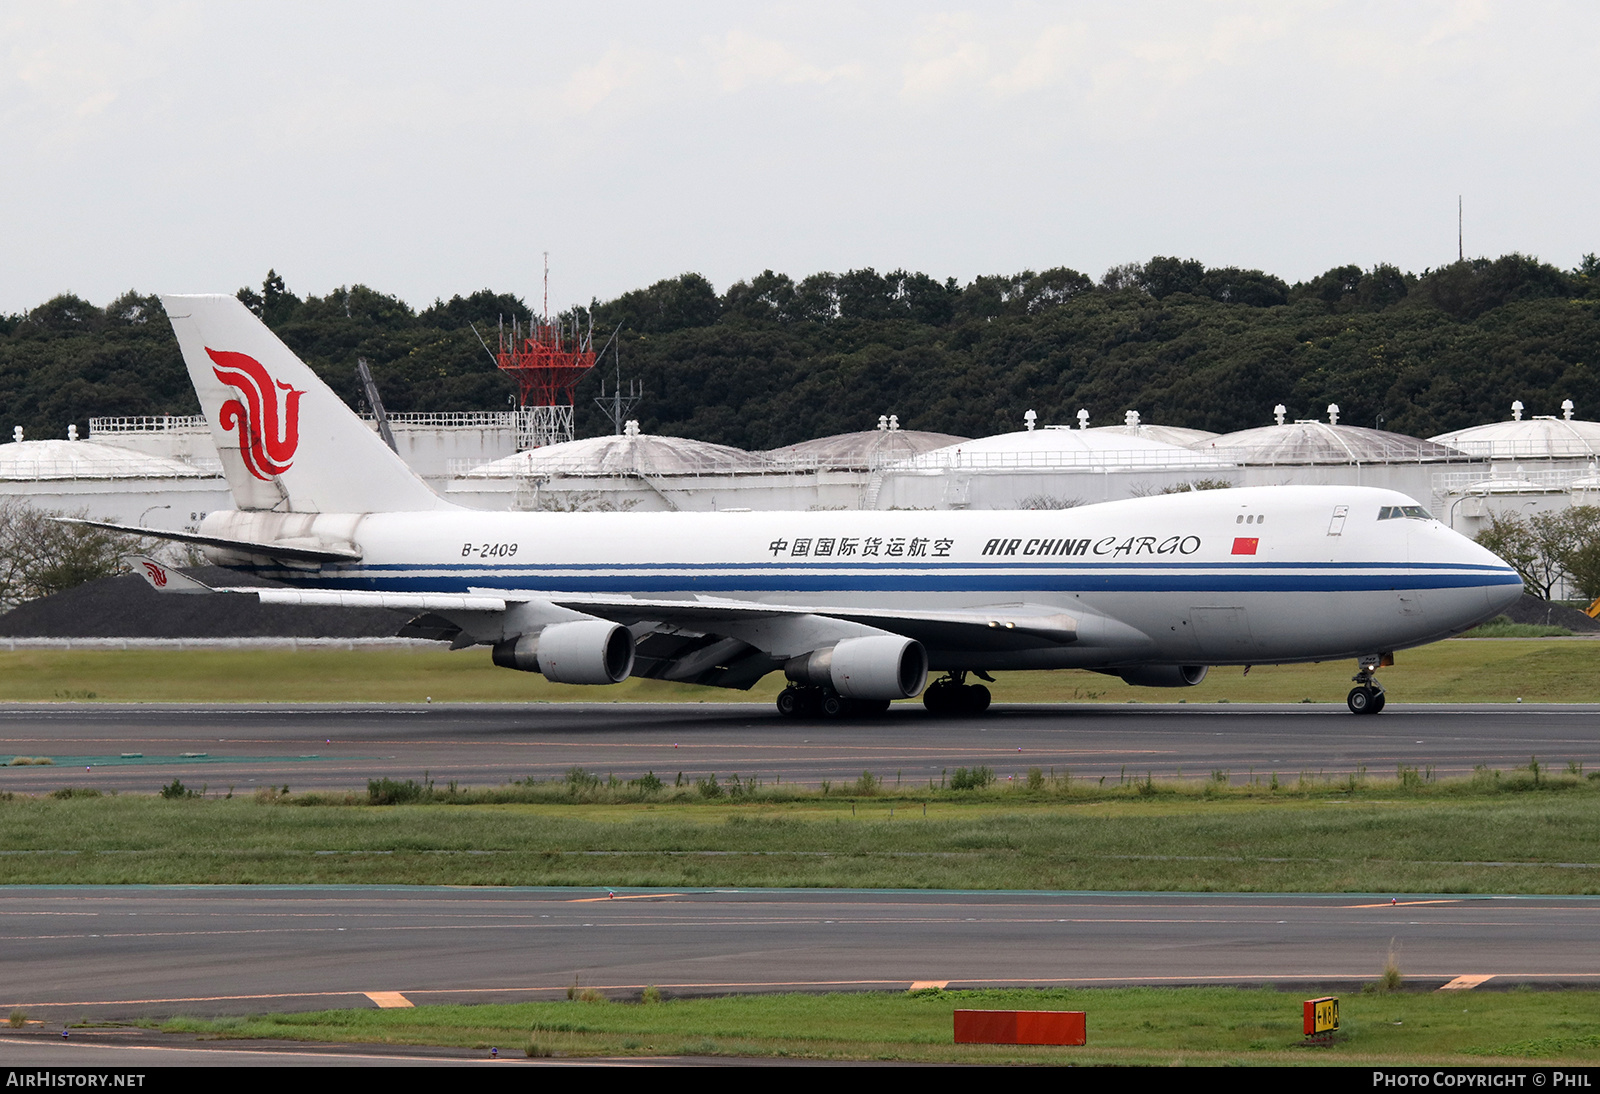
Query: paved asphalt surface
3,887,1598,1019
1,700,1597,794
1,702,1596,1065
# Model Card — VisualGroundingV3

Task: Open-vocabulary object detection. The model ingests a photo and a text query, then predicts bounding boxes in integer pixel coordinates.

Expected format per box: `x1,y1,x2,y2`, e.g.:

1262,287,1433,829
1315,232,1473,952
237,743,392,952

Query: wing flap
631,632,777,690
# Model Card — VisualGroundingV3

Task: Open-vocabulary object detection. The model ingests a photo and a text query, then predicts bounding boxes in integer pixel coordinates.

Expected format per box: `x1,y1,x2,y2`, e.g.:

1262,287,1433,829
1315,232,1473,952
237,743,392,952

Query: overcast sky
3,1,1596,315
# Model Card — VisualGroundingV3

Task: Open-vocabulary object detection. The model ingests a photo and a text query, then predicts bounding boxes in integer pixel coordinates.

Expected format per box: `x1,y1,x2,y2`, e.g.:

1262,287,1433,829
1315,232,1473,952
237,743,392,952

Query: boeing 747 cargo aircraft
87,295,1523,716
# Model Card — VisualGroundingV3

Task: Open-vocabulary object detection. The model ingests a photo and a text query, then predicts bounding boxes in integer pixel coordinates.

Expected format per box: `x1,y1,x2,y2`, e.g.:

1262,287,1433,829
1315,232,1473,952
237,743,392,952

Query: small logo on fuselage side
206,347,304,481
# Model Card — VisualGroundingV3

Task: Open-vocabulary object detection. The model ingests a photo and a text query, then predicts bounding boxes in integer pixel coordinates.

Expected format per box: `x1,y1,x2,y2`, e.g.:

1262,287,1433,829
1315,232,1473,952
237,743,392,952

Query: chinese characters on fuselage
763,533,1203,559
768,537,953,558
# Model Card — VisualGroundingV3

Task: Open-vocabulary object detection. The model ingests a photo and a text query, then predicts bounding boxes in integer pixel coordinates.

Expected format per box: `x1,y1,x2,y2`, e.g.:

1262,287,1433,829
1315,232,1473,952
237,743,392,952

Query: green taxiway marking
4,754,329,767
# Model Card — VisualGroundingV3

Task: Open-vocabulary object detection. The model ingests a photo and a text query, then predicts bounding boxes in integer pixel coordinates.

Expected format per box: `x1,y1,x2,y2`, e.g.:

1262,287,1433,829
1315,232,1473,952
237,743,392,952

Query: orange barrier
953,1009,1086,1046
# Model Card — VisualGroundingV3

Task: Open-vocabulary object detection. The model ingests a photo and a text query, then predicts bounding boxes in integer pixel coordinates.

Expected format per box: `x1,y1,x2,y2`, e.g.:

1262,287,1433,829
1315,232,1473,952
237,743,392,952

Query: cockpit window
1378,505,1434,521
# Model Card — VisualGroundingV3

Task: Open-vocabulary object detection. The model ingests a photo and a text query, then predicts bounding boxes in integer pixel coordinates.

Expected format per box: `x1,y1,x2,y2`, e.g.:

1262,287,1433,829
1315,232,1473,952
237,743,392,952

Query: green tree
594,273,720,334
1411,255,1571,320
1477,511,1543,597
0,501,146,608
1475,506,1600,600
260,269,301,324
3,250,1598,447
1139,256,1206,299
1555,506,1600,601
1198,266,1289,307
722,270,797,322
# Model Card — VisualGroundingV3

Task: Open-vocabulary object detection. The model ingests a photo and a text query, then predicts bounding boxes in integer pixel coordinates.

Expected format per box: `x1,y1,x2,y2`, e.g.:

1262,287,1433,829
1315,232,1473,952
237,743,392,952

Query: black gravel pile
1502,593,1600,632
0,568,409,639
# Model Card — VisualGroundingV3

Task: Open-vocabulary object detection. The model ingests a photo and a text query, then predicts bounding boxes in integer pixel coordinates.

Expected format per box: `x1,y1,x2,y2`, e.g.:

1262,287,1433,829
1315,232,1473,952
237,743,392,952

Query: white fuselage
200,484,1523,670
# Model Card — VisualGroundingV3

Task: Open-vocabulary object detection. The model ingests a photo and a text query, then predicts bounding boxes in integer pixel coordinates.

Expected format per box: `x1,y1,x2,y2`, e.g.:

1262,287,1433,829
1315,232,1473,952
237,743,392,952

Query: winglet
125,556,215,595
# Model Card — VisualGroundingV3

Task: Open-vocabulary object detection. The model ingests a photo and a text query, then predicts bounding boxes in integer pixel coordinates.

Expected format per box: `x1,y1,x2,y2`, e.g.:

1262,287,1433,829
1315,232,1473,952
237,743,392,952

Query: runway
1,701,1597,794
3,702,1596,1038
3,886,1598,1022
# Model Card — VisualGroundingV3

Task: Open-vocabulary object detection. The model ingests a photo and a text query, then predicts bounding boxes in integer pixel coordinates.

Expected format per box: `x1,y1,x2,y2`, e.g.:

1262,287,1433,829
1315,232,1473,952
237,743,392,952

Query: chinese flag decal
1232,537,1259,555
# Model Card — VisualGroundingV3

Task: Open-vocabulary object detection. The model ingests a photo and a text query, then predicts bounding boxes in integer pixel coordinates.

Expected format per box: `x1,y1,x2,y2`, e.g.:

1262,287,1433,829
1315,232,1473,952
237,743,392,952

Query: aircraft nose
1444,526,1525,622
1486,570,1524,615
1466,536,1524,616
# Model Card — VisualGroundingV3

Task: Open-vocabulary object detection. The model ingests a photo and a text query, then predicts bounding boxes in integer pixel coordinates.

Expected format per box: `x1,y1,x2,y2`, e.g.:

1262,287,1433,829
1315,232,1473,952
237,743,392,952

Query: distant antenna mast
1458,195,1464,262
591,326,641,435
496,256,597,449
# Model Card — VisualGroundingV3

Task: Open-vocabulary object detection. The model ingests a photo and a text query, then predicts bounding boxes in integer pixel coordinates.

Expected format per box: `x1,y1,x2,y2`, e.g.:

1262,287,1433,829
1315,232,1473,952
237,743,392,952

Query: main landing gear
775,685,891,719
922,671,992,716
1347,654,1388,715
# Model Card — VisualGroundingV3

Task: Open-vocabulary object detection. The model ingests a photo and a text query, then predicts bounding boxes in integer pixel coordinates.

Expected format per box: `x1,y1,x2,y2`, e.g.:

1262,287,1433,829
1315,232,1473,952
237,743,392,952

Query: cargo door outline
1190,606,1256,660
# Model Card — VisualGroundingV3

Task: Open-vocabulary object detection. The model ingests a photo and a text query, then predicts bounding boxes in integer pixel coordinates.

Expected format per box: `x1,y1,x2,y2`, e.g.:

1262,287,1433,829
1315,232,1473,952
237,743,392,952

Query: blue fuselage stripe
239,564,1523,595
347,559,1515,574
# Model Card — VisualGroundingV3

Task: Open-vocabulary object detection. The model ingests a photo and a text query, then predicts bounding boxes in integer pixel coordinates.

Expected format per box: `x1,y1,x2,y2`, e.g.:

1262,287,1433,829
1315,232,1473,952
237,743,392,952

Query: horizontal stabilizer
125,555,216,595
58,517,362,564
124,554,508,618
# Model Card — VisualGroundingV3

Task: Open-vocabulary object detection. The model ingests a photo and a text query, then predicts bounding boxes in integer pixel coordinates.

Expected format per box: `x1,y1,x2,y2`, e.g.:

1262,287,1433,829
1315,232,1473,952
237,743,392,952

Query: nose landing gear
1347,653,1390,715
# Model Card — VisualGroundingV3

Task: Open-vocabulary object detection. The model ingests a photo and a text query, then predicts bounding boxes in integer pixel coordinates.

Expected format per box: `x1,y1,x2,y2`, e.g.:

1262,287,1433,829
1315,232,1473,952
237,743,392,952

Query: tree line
0,253,1596,450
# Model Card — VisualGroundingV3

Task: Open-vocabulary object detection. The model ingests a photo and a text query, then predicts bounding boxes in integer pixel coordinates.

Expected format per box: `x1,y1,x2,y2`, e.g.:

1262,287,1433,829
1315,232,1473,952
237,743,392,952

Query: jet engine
1113,665,1209,688
491,620,636,685
784,635,928,700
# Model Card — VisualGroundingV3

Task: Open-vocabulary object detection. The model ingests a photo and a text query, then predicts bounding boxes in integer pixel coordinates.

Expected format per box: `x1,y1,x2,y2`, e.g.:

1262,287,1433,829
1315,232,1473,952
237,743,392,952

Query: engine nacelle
784,635,928,700
491,620,636,685
1114,664,1209,688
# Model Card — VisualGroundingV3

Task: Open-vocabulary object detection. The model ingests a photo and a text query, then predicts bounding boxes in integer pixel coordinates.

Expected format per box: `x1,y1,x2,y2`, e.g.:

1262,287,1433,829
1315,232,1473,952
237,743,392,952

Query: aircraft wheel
923,682,952,715
776,687,804,717
1370,689,1386,714
965,684,992,714
1347,686,1379,715
820,692,845,718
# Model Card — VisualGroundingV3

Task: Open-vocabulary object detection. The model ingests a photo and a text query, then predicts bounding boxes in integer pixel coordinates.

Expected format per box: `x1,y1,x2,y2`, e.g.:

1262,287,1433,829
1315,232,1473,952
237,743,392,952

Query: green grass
1460,616,1576,638
17,640,1598,1063
144,987,1600,1065
1,637,1599,703
5,771,1599,891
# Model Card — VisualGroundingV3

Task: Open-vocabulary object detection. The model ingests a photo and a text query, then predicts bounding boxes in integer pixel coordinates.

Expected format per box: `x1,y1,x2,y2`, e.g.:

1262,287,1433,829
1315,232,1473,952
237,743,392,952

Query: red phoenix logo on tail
141,561,168,587
206,348,304,481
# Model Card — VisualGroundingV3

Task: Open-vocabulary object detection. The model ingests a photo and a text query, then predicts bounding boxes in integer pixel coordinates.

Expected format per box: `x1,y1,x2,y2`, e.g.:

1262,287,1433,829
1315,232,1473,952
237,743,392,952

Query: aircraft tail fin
160,294,453,513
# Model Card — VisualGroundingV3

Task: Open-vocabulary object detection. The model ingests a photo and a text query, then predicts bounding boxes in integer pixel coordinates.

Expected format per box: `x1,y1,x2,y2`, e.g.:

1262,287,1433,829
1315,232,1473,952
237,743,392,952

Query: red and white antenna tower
496,254,596,449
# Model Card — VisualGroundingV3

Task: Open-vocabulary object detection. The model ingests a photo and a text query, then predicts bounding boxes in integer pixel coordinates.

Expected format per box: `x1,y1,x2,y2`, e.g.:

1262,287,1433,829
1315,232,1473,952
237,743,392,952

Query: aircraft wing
527,593,1088,690
513,591,1081,650
125,557,1095,688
